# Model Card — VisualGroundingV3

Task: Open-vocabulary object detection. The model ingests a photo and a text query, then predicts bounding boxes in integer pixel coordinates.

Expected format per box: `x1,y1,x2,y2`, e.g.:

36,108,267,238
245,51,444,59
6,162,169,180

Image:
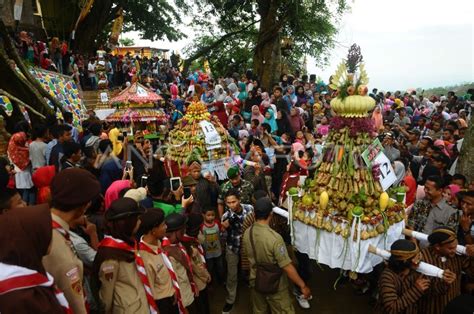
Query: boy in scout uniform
43,168,101,314
242,197,311,314
182,212,211,313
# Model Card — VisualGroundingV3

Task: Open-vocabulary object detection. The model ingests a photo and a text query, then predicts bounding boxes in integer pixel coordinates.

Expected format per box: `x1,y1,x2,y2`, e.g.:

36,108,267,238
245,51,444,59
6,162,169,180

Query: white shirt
87,62,96,78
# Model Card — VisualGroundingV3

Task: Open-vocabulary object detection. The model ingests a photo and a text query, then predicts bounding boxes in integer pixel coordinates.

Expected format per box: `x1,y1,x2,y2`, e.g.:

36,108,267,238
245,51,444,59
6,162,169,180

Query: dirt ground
208,263,373,314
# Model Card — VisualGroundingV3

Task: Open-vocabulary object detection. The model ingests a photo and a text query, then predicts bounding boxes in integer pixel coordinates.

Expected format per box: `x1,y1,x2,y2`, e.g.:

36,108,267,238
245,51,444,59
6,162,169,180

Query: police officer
43,168,101,314
242,197,311,314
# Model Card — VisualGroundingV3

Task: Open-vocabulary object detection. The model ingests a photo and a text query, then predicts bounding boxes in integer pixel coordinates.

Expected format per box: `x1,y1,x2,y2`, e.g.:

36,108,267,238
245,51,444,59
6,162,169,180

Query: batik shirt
408,198,459,234
221,204,253,254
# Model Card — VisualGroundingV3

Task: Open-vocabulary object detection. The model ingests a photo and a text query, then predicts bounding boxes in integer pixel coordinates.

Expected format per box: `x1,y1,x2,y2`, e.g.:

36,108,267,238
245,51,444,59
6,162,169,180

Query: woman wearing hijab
211,101,229,127
372,105,384,133
227,82,239,98
214,84,226,102
275,109,293,137
104,179,133,210
93,198,153,314
32,165,56,205
108,128,123,157
8,131,34,205
295,86,308,106
237,82,248,102
263,108,278,134
259,92,271,113
0,205,69,314
375,239,427,314
251,105,264,124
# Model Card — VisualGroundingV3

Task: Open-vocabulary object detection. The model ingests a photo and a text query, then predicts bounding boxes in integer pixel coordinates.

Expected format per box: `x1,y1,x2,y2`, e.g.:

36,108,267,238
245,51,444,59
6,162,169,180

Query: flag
109,8,124,46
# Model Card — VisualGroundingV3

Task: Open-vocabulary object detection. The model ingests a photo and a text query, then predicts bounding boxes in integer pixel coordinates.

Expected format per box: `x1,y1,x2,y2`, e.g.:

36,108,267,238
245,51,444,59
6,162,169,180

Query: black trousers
294,250,311,294
188,287,210,314
156,296,179,314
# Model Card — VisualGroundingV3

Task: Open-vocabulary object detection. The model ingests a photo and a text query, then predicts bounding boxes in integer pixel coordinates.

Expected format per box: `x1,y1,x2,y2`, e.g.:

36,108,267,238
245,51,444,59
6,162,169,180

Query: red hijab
7,132,30,171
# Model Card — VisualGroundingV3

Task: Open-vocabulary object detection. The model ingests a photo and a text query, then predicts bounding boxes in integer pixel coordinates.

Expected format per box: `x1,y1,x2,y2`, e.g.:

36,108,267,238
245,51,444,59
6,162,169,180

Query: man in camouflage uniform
218,166,254,218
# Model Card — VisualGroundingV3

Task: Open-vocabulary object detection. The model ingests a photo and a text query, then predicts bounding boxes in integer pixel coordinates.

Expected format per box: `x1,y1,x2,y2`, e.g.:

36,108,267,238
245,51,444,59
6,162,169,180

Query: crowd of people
1,37,474,313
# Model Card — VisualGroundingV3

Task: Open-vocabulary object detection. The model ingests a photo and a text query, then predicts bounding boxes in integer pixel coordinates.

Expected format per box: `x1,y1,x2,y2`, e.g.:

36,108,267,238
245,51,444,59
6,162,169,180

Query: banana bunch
185,101,211,122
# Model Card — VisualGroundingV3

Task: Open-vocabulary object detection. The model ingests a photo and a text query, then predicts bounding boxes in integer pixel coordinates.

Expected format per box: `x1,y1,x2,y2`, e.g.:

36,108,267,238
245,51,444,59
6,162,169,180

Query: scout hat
165,213,187,232
139,208,165,234
106,197,144,221
227,166,240,179
428,226,457,246
389,239,419,261
186,212,204,235
51,168,101,207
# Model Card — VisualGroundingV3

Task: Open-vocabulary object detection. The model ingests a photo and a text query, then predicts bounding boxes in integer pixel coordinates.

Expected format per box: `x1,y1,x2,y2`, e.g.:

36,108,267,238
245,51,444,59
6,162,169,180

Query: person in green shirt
147,175,193,217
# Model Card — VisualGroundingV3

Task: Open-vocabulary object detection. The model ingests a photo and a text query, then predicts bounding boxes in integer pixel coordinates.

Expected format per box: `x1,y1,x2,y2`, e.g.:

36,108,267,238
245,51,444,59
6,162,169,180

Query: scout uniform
43,214,87,314
139,241,177,310
43,168,101,314
163,213,196,309
242,222,294,314
182,213,211,313
93,198,155,314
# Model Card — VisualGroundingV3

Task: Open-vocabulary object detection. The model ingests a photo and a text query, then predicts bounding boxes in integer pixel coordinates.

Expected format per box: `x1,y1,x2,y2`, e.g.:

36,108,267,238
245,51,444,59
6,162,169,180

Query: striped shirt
418,247,474,314
375,268,424,314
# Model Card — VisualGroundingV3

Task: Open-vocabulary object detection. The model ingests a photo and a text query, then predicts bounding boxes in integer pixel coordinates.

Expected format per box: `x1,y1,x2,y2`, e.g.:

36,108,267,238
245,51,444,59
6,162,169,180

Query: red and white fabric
139,239,186,314
99,235,158,314
0,262,72,313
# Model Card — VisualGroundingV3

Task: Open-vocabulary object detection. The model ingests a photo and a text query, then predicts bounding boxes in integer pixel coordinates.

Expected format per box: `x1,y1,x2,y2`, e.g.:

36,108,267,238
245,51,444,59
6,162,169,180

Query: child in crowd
182,213,211,313
139,208,181,314
201,208,225,284
249,119,261,138
443,184,461,208
317,116,330,137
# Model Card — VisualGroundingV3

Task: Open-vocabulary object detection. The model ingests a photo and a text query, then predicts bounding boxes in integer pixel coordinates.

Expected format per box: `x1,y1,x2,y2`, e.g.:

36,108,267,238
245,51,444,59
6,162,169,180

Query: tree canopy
183,0,347,89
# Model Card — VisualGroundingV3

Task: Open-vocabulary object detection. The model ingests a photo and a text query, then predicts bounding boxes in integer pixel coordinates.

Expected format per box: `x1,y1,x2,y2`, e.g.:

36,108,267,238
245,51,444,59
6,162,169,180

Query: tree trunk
72,0,117,53
456,113,474,182
253,1,281,91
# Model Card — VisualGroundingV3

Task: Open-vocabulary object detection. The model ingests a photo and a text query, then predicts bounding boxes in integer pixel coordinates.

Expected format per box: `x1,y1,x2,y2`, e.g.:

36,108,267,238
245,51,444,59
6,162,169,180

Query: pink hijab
251,105,264,123
104,179,132,210
434,139,450,157
447,184,461,199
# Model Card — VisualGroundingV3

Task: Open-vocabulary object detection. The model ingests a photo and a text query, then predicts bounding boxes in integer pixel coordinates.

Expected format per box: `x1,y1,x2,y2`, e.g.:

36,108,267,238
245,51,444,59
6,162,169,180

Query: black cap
165,213,187,232
186,212,204,235
106,197,144,221
139,208,165,234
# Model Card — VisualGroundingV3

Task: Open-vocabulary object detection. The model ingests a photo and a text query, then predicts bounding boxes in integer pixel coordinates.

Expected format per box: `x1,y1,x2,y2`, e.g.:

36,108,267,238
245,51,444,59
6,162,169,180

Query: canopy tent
109,82,163,107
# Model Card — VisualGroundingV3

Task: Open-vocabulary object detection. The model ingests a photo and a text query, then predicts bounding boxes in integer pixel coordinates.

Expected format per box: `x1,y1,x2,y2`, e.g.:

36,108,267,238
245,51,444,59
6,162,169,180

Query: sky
125,0,473,91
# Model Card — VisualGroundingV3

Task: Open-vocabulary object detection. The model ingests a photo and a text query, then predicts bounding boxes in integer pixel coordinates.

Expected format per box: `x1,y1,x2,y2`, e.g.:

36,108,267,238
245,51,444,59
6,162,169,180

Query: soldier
242,197,311,314
218,166,254,218
43,168,101,314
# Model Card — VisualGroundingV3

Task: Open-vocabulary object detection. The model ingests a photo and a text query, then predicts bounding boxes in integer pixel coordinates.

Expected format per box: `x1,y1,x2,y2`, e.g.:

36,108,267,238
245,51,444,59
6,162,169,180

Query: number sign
374,152,397,191
199,120,221,150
